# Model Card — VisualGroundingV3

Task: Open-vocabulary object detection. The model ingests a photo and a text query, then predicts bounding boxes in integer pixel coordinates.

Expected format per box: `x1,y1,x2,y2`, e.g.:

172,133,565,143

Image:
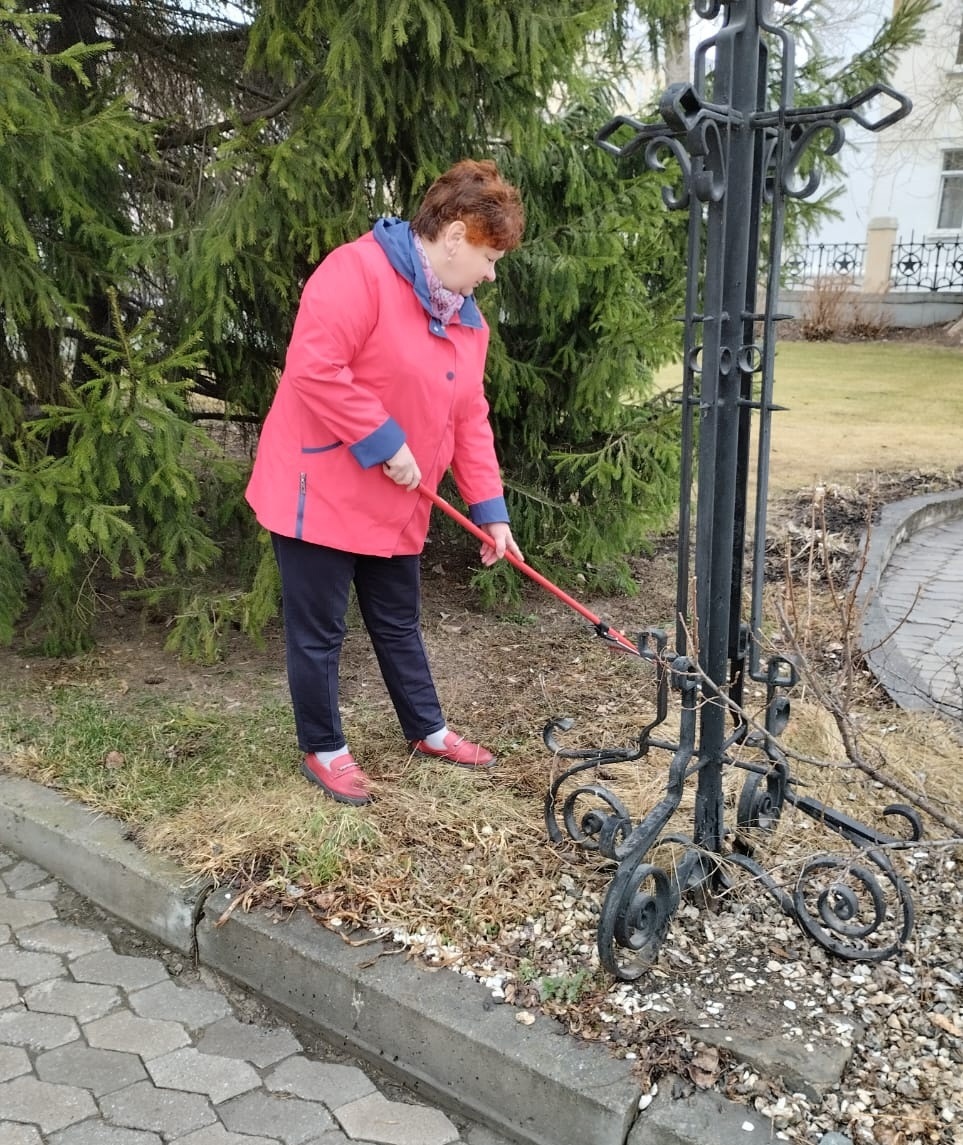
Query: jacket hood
372,217,482,331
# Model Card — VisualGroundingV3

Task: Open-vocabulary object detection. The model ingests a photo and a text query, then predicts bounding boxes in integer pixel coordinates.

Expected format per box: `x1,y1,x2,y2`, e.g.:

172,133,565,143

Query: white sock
312,747,351,767
423,726,451,749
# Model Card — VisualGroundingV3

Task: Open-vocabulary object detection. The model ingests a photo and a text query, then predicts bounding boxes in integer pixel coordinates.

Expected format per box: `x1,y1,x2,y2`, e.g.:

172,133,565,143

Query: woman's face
439,223,506,296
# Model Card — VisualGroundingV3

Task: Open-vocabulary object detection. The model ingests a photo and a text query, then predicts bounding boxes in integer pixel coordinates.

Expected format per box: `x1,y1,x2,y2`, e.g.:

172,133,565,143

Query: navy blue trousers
271,534,446,752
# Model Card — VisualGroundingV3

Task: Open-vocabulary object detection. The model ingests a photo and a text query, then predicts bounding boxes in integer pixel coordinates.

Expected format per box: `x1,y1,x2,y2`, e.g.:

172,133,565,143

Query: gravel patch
391,841,961,1145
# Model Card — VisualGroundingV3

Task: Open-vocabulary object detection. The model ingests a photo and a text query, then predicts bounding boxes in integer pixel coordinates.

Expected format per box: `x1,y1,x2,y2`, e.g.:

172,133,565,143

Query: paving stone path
0,848,508,1145
876,513,963,716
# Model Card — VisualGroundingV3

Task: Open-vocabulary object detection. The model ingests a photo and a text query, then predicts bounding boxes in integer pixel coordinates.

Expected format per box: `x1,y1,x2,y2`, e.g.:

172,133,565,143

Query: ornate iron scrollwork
544,0,916,982
792,850,915,961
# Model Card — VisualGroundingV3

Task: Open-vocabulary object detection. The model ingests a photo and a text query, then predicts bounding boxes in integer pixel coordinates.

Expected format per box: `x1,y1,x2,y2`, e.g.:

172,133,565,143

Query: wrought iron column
544,0,921,981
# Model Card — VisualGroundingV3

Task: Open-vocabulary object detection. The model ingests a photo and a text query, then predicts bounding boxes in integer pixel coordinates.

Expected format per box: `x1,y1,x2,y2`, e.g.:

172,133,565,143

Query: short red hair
411,159,524,251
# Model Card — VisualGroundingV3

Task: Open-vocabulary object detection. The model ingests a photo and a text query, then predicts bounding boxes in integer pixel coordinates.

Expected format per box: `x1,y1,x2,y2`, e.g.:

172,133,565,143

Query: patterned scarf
412,232,466,326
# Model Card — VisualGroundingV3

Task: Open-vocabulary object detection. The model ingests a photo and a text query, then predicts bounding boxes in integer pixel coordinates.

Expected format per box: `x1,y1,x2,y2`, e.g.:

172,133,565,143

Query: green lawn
656,340,963,492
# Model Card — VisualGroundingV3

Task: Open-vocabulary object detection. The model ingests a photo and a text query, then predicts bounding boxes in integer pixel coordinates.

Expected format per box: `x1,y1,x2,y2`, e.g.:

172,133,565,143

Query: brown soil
778,319,963,347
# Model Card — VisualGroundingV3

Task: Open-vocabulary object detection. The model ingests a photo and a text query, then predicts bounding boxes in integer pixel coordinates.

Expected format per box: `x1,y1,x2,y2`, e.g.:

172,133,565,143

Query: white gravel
399,841,962,1145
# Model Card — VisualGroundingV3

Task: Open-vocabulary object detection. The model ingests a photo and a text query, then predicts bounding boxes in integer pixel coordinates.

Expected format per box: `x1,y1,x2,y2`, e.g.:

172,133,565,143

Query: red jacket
246,225,508,556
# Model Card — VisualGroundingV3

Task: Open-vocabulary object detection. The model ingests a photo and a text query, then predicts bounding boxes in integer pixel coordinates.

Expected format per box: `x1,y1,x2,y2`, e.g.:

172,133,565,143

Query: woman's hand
382,444,421,490
479,522,523,567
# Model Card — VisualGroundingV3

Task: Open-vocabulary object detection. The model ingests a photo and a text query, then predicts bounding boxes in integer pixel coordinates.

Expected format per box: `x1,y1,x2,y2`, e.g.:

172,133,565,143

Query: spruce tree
0,0,928,656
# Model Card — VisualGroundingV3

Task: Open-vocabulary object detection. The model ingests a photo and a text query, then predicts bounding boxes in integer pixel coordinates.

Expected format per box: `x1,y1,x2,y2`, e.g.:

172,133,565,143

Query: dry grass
3,337,961,1144
656,338,963,494
2,470,962,1145
2,334,962,977
767,341,963,494
5,565,958,964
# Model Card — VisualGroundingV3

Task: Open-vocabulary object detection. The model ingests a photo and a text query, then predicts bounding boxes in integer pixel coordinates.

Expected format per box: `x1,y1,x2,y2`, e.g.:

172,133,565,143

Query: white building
772,0,963,319
622,2,963,308
638,2,963,248
867,0,963,239
803,0,963,265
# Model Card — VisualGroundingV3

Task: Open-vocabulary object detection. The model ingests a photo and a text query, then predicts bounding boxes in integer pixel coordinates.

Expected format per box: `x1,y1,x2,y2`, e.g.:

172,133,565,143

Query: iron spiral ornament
792,852,915,961
544,1,917,982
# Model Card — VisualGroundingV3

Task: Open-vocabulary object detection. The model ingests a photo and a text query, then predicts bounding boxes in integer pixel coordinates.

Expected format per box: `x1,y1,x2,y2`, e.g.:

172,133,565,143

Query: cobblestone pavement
877,513,963,717
0,848,508,1145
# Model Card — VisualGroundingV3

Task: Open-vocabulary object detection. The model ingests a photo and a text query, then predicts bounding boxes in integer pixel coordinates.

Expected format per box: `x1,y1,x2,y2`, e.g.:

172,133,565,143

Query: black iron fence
891,235,963,291
782,241,866,285
783,235,963,292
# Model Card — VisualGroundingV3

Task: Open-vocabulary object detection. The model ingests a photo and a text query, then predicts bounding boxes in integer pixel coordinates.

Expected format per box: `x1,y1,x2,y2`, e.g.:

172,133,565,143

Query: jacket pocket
301,441,343,454
295,472,307,539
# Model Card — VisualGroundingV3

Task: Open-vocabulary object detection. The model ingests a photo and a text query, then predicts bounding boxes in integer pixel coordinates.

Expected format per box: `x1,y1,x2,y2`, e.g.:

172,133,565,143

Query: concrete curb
856,488,963,716
0,773,859,1145
197,887,640,1145
0,773,198,954
628,1082,779,1145
0,772,642,1145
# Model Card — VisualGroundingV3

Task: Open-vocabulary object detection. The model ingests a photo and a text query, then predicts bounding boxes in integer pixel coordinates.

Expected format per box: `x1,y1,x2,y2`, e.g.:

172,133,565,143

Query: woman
246,159,525,806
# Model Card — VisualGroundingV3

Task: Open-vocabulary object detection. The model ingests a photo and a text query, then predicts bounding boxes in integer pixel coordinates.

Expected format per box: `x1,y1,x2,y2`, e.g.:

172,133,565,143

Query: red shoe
300,753,372,805
410,731,497,770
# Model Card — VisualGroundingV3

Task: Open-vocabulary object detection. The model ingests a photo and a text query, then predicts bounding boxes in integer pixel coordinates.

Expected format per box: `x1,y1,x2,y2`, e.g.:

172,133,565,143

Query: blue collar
372,217,482,334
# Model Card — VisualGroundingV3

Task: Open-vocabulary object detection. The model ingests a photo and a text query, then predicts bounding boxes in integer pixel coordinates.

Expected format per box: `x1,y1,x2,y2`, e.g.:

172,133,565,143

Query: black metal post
544,0,920,981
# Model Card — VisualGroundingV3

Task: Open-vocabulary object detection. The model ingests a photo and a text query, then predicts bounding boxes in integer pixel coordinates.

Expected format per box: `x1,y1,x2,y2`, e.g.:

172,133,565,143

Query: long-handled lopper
418,485,640,657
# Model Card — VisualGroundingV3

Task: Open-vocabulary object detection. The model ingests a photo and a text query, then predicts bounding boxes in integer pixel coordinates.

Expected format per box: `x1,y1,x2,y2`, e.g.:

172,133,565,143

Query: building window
957,19,963,65
937,149,963,229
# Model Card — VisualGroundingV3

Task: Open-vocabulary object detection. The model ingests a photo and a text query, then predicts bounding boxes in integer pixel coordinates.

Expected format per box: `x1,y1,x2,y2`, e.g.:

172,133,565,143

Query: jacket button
446,371,455,380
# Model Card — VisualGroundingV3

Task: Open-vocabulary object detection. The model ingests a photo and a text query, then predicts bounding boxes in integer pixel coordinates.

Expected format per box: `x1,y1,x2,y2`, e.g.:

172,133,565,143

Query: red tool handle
418,485,639,657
